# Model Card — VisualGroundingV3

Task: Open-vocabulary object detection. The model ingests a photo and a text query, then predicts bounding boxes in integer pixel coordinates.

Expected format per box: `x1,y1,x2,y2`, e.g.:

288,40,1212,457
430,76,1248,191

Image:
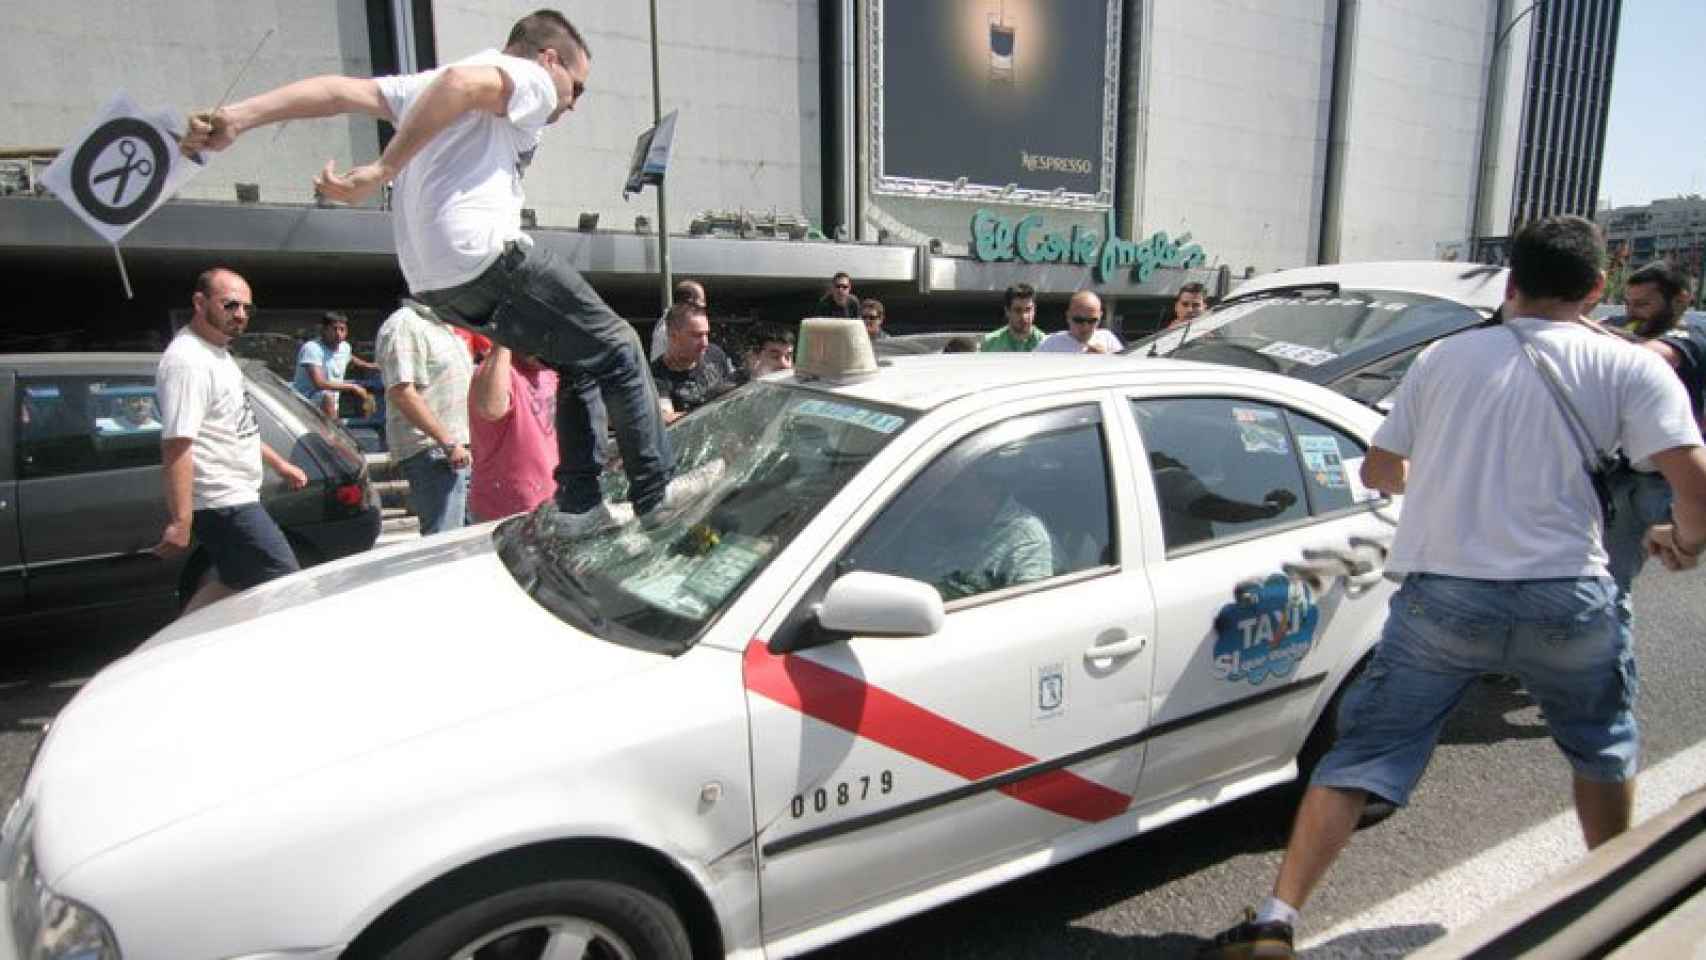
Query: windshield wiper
494,511,608,632
533,555,609,633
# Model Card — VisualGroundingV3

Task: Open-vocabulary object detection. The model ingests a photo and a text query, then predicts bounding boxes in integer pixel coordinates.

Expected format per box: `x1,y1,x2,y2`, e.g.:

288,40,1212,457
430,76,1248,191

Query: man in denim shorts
1202,216,1706,959
181,10,715,536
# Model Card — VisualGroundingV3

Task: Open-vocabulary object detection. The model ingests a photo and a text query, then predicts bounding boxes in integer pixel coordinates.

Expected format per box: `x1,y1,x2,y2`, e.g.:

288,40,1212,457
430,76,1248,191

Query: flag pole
648,0,673,312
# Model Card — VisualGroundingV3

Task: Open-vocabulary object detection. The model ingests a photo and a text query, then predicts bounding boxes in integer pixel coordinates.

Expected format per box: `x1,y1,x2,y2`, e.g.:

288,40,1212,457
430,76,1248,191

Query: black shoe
1198,908,1295,959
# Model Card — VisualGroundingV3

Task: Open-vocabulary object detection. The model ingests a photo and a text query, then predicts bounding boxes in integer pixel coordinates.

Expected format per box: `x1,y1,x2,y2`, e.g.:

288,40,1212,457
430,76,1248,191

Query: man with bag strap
1200,216,1706,959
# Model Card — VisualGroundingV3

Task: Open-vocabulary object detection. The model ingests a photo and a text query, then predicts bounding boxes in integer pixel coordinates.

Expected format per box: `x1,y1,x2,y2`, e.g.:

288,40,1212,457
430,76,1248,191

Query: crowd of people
152,12,1706,956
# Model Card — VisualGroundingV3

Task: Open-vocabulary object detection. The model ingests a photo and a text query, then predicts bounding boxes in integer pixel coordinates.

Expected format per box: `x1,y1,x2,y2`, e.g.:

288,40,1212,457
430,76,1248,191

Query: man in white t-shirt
1037,291,1121,354
377,301,473,535
153,267,309,614
1203,216,1706,959
181,10,714,540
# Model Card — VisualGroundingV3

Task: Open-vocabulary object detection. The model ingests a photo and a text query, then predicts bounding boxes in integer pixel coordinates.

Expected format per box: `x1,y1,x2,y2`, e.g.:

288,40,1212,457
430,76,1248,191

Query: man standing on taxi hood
179,10,712,542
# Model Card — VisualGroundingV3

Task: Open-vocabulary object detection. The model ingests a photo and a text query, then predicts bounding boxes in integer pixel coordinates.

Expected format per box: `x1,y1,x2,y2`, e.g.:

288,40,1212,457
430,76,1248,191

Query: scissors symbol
91,139,155,205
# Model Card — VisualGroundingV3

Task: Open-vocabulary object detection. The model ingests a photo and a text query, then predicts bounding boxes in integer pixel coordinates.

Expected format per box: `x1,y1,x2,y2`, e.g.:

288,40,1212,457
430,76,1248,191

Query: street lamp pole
648,0,674,311
1469,0,1549,259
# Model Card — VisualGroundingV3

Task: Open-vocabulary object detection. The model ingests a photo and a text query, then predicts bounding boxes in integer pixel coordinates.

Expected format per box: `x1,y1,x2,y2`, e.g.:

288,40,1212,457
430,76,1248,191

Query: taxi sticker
1257,340,1339,367
796,399,905,435
1298,434,1347,488
1342,456,1381,502
1034,661,1067,723
1231,406,1289,455
1212,574,1319,685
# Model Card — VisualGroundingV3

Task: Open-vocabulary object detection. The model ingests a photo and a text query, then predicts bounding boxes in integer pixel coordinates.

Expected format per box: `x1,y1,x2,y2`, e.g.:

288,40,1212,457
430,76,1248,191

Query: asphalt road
4,568,1703,959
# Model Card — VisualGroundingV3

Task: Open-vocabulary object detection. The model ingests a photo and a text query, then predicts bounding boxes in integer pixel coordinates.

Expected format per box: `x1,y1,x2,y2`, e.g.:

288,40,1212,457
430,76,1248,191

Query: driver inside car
906,447,1055,601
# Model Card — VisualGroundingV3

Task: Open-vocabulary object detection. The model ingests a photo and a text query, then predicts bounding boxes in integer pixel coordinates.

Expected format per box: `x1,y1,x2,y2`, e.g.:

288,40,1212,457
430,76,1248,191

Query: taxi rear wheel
378,876,692,960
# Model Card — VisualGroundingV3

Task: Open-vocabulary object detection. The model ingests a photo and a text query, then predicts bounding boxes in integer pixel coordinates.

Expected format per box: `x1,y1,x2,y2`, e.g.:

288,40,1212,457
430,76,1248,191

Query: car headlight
7,810,120,960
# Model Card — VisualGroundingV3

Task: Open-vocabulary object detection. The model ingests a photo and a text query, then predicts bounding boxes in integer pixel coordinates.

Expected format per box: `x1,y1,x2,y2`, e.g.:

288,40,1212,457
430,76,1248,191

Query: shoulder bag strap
1504,324,1614,471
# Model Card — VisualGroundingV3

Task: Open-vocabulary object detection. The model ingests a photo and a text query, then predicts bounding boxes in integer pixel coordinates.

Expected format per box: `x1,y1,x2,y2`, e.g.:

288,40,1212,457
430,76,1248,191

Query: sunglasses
548,49,587,101
1068,315,1100,324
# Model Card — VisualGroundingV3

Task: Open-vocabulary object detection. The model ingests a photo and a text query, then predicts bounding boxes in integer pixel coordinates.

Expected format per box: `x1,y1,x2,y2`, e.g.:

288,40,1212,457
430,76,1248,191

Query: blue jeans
398,449,469,535
1604,468,1672,595
192,501,299,590
417,243,672,515
1312,573,1636,806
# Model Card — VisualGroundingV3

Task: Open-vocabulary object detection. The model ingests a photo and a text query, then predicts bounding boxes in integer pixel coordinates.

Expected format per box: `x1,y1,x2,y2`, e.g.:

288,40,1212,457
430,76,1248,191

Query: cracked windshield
494,383,912,654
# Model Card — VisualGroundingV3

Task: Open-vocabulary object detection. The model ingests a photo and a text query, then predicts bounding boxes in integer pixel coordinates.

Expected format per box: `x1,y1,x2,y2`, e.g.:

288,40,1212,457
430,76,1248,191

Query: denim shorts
192,501,300,591
1312,573,1637,806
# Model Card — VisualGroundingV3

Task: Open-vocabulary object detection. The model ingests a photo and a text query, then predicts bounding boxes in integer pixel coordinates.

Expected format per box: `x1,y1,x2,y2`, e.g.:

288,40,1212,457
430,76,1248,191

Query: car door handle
1085,633,1147,662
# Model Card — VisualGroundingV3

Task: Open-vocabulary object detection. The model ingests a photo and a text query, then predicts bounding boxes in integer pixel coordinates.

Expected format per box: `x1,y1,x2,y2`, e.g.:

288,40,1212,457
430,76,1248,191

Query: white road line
1300,738,1706,958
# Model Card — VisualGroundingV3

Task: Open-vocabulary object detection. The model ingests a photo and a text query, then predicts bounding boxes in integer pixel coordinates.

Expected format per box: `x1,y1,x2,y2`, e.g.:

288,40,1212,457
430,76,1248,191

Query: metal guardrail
1414,786,1706,958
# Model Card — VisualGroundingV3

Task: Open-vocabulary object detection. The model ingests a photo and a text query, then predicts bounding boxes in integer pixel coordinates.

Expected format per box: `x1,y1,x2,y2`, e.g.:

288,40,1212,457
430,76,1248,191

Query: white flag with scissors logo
40,92,204,245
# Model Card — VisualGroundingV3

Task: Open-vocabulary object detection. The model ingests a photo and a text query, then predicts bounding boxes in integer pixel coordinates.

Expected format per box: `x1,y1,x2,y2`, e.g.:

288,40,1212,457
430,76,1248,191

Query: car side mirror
813,572,944,640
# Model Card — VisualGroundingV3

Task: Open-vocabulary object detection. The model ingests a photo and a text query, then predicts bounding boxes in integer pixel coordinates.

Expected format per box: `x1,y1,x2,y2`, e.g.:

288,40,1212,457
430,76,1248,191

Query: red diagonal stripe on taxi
743,640,1130,822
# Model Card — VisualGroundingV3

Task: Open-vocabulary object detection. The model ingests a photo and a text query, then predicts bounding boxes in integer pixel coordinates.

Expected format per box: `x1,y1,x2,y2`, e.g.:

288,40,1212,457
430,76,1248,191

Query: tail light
335,482,365,508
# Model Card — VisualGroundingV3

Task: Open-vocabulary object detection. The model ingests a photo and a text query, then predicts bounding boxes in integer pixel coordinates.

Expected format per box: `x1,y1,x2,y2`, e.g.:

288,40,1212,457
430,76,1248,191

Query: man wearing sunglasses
181,9,705,539
154,267,309,614
1037,291,1122,354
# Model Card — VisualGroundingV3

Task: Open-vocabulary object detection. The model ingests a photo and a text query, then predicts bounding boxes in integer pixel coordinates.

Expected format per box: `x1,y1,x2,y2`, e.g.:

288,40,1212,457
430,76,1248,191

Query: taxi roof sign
795,316,879,384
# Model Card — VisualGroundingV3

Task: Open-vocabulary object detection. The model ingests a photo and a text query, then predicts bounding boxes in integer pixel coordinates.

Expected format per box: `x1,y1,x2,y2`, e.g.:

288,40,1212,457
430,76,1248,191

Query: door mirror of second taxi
817,571,945,638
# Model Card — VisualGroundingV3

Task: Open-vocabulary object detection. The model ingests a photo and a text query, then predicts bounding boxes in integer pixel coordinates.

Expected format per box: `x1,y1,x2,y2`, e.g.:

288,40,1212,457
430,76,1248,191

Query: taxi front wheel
375,875,693,960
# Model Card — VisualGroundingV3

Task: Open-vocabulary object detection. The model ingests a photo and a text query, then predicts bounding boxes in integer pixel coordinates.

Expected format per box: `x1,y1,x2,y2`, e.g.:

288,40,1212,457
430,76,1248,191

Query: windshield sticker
623,561,713,620
681,534,771,608
1231,407,1289,455
796,399,905,435
1257,341,1339,367
1341,456,1380,502
1213,574,1319,685
1298,434,1347,488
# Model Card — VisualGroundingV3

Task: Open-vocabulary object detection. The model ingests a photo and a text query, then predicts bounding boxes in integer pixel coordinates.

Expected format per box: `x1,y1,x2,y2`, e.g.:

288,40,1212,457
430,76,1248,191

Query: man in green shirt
981,283,1042,352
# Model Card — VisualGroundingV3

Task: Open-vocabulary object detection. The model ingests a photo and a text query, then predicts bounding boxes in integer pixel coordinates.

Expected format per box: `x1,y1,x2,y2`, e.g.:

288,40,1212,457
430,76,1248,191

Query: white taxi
2,320,1401,960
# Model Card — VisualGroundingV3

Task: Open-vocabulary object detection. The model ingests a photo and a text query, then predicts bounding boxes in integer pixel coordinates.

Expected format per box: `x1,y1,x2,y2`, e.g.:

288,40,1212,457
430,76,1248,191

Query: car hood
27,523,666,879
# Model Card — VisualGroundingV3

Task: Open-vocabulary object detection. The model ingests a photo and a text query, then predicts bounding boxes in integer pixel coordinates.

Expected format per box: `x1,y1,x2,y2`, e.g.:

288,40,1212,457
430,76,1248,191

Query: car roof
0,352,163,371
780,353,1300,412
1232,261,1509,312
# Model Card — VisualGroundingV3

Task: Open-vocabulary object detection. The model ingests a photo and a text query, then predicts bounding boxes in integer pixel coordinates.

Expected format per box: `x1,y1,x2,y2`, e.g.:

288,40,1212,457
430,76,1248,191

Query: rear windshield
241,361,364,473
1128,291,1483,378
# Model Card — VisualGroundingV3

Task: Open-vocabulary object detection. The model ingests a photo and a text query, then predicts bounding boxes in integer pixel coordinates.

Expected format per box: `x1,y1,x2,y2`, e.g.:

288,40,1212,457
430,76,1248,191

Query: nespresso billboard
870,0,1120,210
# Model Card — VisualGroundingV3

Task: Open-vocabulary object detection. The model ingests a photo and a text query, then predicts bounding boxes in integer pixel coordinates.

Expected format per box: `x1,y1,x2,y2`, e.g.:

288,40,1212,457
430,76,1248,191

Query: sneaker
551,501,635,540
662,458,727,509
1198,908,1295,959
640,459,729,528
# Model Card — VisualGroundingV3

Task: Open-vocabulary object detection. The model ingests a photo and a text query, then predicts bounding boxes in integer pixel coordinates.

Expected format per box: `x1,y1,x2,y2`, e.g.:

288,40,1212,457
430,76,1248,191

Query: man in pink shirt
468,345,560,522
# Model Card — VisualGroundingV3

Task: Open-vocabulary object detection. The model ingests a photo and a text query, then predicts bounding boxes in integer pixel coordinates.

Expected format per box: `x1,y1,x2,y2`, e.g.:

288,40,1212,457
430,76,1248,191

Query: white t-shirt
1037,329,1123,354
377,304,473,461
376,50,559,294
156,329,264,510
1374,317,1701,580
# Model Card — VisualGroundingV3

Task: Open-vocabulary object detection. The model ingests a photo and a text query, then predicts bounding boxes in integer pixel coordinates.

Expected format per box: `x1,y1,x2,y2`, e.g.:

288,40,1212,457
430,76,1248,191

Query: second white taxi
3,319,1401,960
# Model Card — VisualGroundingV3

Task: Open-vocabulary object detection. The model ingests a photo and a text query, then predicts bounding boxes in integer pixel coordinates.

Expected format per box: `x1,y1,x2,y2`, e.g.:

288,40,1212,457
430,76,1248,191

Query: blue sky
1598,0,1706,208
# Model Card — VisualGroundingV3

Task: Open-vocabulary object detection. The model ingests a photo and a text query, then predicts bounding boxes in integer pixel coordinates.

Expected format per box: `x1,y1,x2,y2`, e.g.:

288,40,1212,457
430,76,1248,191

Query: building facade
1597,195,1706,276
1509,0,1621,228
0,0,1616,349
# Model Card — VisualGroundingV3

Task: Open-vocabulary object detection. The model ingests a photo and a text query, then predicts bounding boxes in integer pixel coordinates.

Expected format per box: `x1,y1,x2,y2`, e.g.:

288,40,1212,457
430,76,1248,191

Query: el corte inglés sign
971,208,1207,285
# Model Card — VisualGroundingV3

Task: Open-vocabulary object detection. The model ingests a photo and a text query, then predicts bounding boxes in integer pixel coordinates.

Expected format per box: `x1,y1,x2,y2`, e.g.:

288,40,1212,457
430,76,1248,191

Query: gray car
1,352,382,637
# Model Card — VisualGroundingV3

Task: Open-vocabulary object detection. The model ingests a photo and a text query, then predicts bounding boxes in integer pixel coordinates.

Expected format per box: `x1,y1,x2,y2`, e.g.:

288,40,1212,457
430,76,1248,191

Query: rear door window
18,377,162,478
